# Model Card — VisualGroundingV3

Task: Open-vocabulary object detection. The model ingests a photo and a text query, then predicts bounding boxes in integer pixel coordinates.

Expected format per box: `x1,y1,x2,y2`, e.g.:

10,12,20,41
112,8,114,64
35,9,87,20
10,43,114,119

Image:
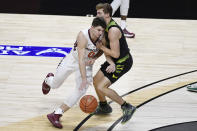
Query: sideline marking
0,45,72,57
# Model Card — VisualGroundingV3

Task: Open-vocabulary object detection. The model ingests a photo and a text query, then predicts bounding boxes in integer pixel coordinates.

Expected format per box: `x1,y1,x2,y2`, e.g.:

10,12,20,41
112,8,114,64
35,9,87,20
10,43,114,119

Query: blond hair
96,3,113,17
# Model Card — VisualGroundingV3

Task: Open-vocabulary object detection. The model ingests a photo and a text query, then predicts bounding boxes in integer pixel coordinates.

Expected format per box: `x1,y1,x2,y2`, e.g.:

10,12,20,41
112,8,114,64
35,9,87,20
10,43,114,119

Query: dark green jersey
105,19,130,62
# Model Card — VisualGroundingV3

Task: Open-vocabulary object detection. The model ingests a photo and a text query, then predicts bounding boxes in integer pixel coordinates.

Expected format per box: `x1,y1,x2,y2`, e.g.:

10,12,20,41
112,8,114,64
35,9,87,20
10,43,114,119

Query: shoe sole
47,115,62,129
187,89,197,92
94,112,112,115
94,109,112,115
124,34,135,38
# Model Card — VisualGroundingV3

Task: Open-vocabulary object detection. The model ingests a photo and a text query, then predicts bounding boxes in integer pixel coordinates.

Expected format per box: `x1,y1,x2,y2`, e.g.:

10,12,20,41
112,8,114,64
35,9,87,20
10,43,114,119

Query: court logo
0,45,72,57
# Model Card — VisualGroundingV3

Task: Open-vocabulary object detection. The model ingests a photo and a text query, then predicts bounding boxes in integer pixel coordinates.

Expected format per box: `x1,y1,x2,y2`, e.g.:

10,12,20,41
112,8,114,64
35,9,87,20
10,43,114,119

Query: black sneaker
121,103,136,124
94,103,112,115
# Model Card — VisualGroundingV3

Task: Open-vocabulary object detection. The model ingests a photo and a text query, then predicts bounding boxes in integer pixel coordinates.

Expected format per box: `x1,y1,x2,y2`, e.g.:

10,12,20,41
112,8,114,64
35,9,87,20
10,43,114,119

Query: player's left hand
106,63,116,73
79,79,91,91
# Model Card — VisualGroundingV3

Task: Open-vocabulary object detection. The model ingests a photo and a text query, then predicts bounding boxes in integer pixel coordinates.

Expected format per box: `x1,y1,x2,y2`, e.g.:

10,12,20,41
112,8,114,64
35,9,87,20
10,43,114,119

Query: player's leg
46,53,78,128
93,70,113,114
93,70,108,102
120,0,130,19
47,66,92,128
113,54,136,123
54,66,93,113
120,0,135,38
42,53,75,95
94,61,126,105
95,56,136,123
111,0,122,16
95,73,125,105
63,66,93,108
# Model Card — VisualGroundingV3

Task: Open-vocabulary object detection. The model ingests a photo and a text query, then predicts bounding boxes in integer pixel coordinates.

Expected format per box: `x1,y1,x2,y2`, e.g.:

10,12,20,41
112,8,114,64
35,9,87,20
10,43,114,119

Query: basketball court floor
0,13,197,131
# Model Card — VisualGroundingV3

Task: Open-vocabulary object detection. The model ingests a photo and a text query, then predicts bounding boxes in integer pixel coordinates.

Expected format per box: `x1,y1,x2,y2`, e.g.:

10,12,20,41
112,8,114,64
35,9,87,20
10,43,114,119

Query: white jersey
72,28,99,62
46,28,101,107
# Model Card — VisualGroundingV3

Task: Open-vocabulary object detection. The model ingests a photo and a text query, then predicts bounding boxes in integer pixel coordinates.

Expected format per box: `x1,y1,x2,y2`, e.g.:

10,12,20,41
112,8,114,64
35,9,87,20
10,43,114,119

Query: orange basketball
80,95,98,113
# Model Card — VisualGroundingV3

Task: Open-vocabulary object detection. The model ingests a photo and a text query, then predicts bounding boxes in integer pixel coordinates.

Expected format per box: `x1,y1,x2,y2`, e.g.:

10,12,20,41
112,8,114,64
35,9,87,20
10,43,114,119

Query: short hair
96,3,113,17
92,17,106,29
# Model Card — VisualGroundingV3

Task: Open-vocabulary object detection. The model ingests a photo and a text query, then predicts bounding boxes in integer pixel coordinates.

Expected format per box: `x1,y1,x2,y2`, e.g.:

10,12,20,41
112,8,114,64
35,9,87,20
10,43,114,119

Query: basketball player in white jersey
111,0,135,38
41,17,106,129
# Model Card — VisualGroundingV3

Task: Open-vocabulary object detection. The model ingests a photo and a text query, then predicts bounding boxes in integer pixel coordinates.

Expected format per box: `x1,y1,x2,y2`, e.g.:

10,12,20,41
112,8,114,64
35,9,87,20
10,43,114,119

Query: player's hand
79,79,91,91
106,63,116,73
96,40,103,49
85,59,95,66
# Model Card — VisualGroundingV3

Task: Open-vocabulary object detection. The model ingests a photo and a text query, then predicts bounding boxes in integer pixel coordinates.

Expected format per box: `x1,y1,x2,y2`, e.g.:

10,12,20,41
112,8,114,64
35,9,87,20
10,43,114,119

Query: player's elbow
113,52,120,58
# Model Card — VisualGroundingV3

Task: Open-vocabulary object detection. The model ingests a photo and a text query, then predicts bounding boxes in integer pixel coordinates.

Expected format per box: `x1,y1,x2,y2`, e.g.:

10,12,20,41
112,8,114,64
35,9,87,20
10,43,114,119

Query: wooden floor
0,13,197,131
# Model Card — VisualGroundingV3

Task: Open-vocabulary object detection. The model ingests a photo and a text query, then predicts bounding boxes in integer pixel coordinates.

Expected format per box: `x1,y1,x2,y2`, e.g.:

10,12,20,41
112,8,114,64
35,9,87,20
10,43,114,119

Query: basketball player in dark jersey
93,3,136,124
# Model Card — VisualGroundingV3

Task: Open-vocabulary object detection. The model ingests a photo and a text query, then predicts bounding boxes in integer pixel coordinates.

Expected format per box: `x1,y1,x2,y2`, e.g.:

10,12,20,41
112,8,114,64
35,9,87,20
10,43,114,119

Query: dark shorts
100,53,133,84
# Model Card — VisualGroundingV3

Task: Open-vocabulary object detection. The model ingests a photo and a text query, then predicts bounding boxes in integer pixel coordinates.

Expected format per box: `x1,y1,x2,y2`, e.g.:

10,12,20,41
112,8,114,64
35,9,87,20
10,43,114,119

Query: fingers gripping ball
80,95,98,113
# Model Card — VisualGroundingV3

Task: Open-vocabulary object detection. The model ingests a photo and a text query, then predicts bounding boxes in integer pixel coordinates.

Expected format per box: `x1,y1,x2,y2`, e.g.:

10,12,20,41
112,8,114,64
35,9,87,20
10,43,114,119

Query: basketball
80,95,98,113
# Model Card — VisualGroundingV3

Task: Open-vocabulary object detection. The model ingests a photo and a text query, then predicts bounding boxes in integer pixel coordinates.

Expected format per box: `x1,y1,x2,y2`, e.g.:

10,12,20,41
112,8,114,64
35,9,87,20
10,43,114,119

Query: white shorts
111,0,130,16
47,50,93,107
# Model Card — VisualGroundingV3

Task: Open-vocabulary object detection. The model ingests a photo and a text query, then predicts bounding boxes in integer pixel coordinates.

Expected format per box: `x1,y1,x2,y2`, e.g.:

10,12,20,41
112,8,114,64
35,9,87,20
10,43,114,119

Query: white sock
54,108,63,114
120,20,126,29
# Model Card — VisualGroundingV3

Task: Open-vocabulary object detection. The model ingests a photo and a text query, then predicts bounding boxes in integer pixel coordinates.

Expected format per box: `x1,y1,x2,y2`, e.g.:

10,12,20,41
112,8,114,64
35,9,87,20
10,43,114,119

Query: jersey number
88,51,95,58
74,41,95,58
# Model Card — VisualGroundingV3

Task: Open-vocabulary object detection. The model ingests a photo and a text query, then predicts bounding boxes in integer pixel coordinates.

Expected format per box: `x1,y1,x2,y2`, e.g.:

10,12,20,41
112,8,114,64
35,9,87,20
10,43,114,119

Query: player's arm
93,36,106,59
105,54,115,65
101,36,116,73
93,49,103,60
99,36,114,65
104,53,116,73
77,31,88,83
98,27,120,58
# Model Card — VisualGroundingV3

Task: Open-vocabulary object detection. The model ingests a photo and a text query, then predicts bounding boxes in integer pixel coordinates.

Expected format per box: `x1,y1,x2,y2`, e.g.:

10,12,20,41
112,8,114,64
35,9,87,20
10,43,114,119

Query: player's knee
93,77,98,87
96,85,104,93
